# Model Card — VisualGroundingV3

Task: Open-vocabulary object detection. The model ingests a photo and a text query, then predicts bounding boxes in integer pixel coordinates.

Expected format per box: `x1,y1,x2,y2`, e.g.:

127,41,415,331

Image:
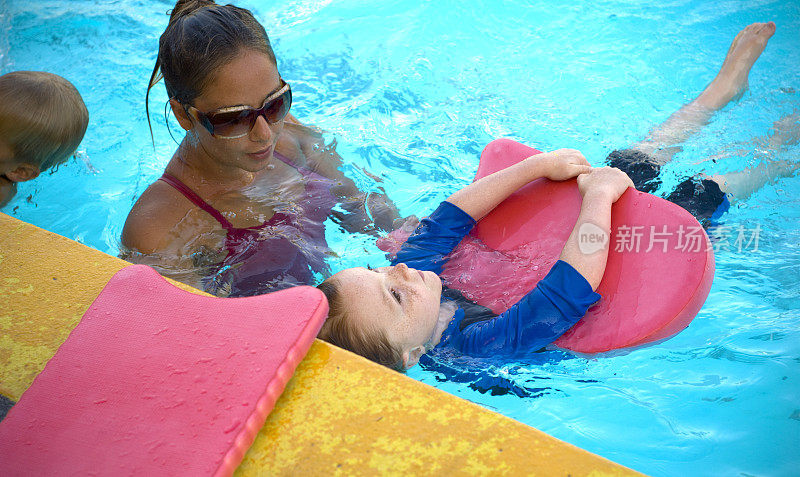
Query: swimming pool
3,0,798,474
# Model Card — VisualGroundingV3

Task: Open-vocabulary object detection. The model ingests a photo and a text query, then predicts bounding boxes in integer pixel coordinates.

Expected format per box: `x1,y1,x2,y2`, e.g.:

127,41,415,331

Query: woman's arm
120,247,213,293
446,149,593,221
284,122,402,232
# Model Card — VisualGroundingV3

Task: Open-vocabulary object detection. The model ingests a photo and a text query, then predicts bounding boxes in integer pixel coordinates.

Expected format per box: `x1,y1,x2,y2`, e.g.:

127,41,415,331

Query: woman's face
188,49,285,173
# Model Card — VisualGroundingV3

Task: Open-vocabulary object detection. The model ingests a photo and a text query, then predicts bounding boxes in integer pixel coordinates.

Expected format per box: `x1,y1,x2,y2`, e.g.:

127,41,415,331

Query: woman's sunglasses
185,80,292,139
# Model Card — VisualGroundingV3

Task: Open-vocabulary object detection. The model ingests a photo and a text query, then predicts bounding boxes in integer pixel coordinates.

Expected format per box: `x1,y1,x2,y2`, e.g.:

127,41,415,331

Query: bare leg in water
708,111,800,200
629,21,799,200
634,22,776,163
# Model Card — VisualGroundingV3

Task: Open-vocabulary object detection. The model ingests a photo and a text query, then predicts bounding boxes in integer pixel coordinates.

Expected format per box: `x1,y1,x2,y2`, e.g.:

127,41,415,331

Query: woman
122,0,401,296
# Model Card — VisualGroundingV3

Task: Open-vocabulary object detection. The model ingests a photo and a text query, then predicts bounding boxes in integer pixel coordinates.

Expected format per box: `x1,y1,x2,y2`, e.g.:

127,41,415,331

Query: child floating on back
317,150,633,370
318,21,799,371
0,71,88,208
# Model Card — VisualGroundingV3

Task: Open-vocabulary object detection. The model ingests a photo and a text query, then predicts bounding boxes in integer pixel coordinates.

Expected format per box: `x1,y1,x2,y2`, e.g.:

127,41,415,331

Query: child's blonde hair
0,71,88,171
316,279,405,371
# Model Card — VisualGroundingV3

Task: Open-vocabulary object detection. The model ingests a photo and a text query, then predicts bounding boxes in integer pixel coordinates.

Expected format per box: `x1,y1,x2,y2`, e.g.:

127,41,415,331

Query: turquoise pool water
3,0,799,474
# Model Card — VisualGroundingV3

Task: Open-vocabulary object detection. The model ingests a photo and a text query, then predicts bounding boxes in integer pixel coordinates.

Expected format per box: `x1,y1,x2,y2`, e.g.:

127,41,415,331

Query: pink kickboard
378,138,714,354
0,265,327,476
441,138,714,353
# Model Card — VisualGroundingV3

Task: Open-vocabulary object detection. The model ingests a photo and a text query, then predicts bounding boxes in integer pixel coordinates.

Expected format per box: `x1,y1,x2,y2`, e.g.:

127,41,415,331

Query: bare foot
697,22,776,110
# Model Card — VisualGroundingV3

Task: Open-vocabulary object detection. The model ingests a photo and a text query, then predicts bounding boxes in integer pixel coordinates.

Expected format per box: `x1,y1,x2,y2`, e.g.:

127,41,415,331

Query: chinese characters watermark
578,223,761,254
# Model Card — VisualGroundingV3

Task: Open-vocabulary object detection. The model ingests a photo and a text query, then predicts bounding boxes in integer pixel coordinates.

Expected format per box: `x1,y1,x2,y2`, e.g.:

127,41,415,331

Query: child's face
332,263,443,353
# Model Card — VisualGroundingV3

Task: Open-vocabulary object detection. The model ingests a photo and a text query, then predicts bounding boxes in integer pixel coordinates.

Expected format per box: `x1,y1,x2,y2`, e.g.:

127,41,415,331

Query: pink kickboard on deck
0,265,327,476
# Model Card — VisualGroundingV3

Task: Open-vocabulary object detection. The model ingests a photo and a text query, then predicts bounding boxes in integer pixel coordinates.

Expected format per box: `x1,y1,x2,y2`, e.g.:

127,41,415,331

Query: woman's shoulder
281,117,326,160
284,113,324,139
121,178,197,254
279,118,346,177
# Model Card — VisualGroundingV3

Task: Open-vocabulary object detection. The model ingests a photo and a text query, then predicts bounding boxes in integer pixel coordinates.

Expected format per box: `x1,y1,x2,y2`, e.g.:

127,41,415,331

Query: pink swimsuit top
159,151,337,296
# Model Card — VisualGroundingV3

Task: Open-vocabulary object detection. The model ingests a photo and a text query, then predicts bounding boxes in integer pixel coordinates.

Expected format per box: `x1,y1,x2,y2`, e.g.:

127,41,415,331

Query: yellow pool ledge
0,212,641,476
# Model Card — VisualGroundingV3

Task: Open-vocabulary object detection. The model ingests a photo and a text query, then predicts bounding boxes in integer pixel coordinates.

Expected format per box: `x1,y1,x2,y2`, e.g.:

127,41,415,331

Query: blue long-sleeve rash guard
392,201,601,357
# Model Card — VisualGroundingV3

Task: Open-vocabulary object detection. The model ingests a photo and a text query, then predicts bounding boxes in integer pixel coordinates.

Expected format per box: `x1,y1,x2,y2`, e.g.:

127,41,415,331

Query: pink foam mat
0,265,327,476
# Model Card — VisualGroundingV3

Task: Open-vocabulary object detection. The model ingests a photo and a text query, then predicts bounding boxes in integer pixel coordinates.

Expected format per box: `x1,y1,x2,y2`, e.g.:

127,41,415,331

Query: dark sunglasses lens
265,89,292,124
207,109,255,138
203,86,291,137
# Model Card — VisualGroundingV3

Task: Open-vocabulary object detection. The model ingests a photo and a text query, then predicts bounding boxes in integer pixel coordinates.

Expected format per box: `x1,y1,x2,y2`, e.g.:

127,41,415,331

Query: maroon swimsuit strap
159,167,299,234
158,152,319,233
159,172,235,230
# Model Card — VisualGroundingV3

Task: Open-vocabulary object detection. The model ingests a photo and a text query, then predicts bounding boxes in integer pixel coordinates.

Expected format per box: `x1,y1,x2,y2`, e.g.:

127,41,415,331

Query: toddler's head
0,71,88,182
317,263,444,371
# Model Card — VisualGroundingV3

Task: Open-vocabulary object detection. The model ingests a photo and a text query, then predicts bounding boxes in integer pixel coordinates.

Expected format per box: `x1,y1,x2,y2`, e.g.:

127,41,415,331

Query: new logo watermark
578,222,609,254
576,223,761,254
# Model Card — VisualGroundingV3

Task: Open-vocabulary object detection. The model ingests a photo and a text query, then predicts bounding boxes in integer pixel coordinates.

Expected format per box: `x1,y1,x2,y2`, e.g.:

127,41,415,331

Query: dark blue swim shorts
606,149,729,226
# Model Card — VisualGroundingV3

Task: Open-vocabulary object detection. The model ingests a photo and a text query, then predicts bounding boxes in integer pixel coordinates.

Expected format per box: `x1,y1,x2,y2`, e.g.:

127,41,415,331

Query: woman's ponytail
168,0,216,24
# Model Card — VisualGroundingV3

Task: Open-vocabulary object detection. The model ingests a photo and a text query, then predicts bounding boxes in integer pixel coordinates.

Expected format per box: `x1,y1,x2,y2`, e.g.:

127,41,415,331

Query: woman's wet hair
316,279,405,371
146,0,278,140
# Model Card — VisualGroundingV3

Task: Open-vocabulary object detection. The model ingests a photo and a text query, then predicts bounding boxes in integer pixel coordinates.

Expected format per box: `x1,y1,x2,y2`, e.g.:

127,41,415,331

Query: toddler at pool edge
317,150,634,371
0,71,89,208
